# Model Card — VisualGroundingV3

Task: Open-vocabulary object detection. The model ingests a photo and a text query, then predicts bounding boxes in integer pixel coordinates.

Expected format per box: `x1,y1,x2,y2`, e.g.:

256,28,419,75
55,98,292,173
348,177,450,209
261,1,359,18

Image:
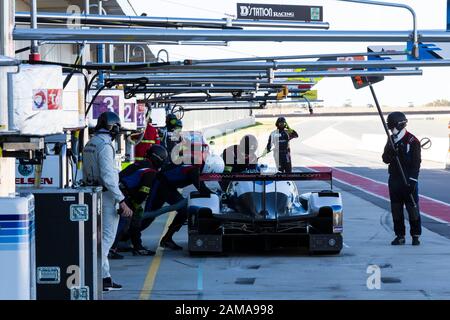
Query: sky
129,0,450,107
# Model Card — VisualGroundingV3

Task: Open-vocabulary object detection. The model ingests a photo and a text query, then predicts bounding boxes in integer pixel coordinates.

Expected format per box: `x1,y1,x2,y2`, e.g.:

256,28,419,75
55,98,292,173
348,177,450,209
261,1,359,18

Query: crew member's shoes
103,277,122,292
160,237,182,250
391,236,405,245
108,250,124,260
132,245,155,256
412,236,421,246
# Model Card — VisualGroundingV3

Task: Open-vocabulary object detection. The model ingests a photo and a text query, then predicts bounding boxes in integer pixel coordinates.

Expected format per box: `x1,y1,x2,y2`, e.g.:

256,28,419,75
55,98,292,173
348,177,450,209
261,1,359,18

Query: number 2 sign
124,102,136,123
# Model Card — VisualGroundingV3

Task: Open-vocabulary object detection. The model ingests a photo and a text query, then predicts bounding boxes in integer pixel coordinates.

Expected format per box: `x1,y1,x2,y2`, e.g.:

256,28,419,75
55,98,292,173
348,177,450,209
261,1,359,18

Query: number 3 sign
92,95,119,119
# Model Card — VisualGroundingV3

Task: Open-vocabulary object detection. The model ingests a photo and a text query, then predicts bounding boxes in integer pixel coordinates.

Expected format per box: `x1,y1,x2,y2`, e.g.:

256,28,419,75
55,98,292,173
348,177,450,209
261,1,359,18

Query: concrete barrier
201,117,256,140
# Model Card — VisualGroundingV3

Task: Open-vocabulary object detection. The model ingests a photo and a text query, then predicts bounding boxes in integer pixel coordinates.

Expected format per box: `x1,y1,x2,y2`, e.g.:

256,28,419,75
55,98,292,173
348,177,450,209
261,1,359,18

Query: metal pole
29,0,40,60
15,12,330,30
97,0,104,87
0,0,15,133
16,28,450,43
134,60,443,71
185,50,409,64
0,0,16,196
88,60,443,71
83,0,90,63
108,70,423,81
368,83,419,219
338,0,418,58
302,95,313,115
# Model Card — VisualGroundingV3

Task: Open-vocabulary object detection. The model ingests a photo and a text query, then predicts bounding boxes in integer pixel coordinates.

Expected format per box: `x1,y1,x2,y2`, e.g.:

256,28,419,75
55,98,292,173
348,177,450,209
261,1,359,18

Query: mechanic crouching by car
382,111,422,246
129,154,225,250
221,135,259,190
110,144,169,257
265,117,298,173
222,134,259,173
82,111,133,292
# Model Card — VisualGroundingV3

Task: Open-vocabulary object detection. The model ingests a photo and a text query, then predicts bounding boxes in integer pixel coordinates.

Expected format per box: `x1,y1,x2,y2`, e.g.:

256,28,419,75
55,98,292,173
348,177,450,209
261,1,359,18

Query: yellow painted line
139,212,176,300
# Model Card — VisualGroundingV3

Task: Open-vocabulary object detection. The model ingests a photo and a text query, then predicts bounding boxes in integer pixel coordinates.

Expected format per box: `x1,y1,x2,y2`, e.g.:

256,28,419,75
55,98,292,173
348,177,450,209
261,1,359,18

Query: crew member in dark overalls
221,134,259,190
130,154,224,250
265,117,298,173
111,145,168,256
382,112,422,246
222,134,259,173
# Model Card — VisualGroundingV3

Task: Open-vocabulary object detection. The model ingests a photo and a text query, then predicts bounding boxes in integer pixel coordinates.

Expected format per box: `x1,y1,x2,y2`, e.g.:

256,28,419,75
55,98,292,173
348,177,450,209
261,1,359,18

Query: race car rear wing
200,171,332,183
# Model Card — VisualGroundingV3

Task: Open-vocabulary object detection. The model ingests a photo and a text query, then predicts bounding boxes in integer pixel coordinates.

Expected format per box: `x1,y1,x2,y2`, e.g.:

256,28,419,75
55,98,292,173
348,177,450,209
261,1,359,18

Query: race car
187,170,343,255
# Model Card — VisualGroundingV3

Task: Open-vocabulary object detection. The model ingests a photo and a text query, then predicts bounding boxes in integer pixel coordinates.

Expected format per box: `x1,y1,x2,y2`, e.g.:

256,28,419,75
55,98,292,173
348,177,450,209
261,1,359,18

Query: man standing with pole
352,76,422,246
382,112,422,246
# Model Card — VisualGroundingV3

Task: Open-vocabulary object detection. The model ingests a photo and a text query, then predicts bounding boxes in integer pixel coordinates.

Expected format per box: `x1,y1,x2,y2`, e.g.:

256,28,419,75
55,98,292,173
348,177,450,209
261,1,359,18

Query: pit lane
106,115,450,300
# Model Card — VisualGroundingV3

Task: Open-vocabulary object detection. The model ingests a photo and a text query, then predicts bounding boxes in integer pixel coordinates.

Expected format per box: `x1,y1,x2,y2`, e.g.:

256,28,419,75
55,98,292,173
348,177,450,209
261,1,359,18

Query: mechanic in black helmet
109,145,169,257
265,117,299,173
82,111,133,291
222,134,259,174
221,134,259,190
382,111,422,246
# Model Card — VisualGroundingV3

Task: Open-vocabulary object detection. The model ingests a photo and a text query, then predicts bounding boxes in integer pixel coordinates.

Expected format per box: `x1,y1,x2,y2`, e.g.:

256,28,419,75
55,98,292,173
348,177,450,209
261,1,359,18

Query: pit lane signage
92,95,120,119
32,89,63,110
136,103,146,128
237,3,323,21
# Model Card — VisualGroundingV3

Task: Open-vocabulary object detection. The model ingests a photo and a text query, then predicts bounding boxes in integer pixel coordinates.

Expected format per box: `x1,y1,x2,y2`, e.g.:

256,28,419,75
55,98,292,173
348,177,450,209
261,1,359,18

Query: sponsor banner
32,89,62,110
16,156,60,187
237,3,323,21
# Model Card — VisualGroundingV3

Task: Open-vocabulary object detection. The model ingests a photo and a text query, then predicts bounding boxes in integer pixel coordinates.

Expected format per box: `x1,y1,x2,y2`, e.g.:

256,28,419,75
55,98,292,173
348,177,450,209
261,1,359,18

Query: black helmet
166,113,178,128
387,112,408,131
95,111,121,139
239,134,258,154
145,145,168,169
276,116,287,128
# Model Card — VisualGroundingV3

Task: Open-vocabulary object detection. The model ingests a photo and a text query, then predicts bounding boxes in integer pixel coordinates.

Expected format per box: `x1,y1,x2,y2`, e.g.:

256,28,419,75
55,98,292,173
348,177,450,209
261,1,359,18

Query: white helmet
202,154,225,174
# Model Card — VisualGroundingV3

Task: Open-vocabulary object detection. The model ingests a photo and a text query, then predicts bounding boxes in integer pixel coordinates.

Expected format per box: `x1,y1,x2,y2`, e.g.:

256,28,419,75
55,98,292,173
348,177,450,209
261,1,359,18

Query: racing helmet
239,134,258,155
166,113,178,129
95,111,121,140
387,112,408,131
202,154,225,174
275,116,287,128
145,145,169,169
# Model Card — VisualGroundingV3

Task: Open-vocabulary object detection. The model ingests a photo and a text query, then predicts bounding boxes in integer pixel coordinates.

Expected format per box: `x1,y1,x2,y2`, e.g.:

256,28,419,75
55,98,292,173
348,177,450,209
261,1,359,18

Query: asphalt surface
106,115,450,300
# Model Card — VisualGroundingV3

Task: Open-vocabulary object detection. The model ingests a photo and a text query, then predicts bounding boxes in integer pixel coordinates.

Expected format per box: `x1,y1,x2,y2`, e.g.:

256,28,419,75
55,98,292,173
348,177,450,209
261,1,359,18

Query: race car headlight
333,210,343,233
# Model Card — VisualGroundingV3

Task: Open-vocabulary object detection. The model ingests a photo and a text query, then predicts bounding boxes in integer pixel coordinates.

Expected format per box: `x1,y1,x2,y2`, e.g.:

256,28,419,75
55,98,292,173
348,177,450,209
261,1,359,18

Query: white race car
187,170,343,255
